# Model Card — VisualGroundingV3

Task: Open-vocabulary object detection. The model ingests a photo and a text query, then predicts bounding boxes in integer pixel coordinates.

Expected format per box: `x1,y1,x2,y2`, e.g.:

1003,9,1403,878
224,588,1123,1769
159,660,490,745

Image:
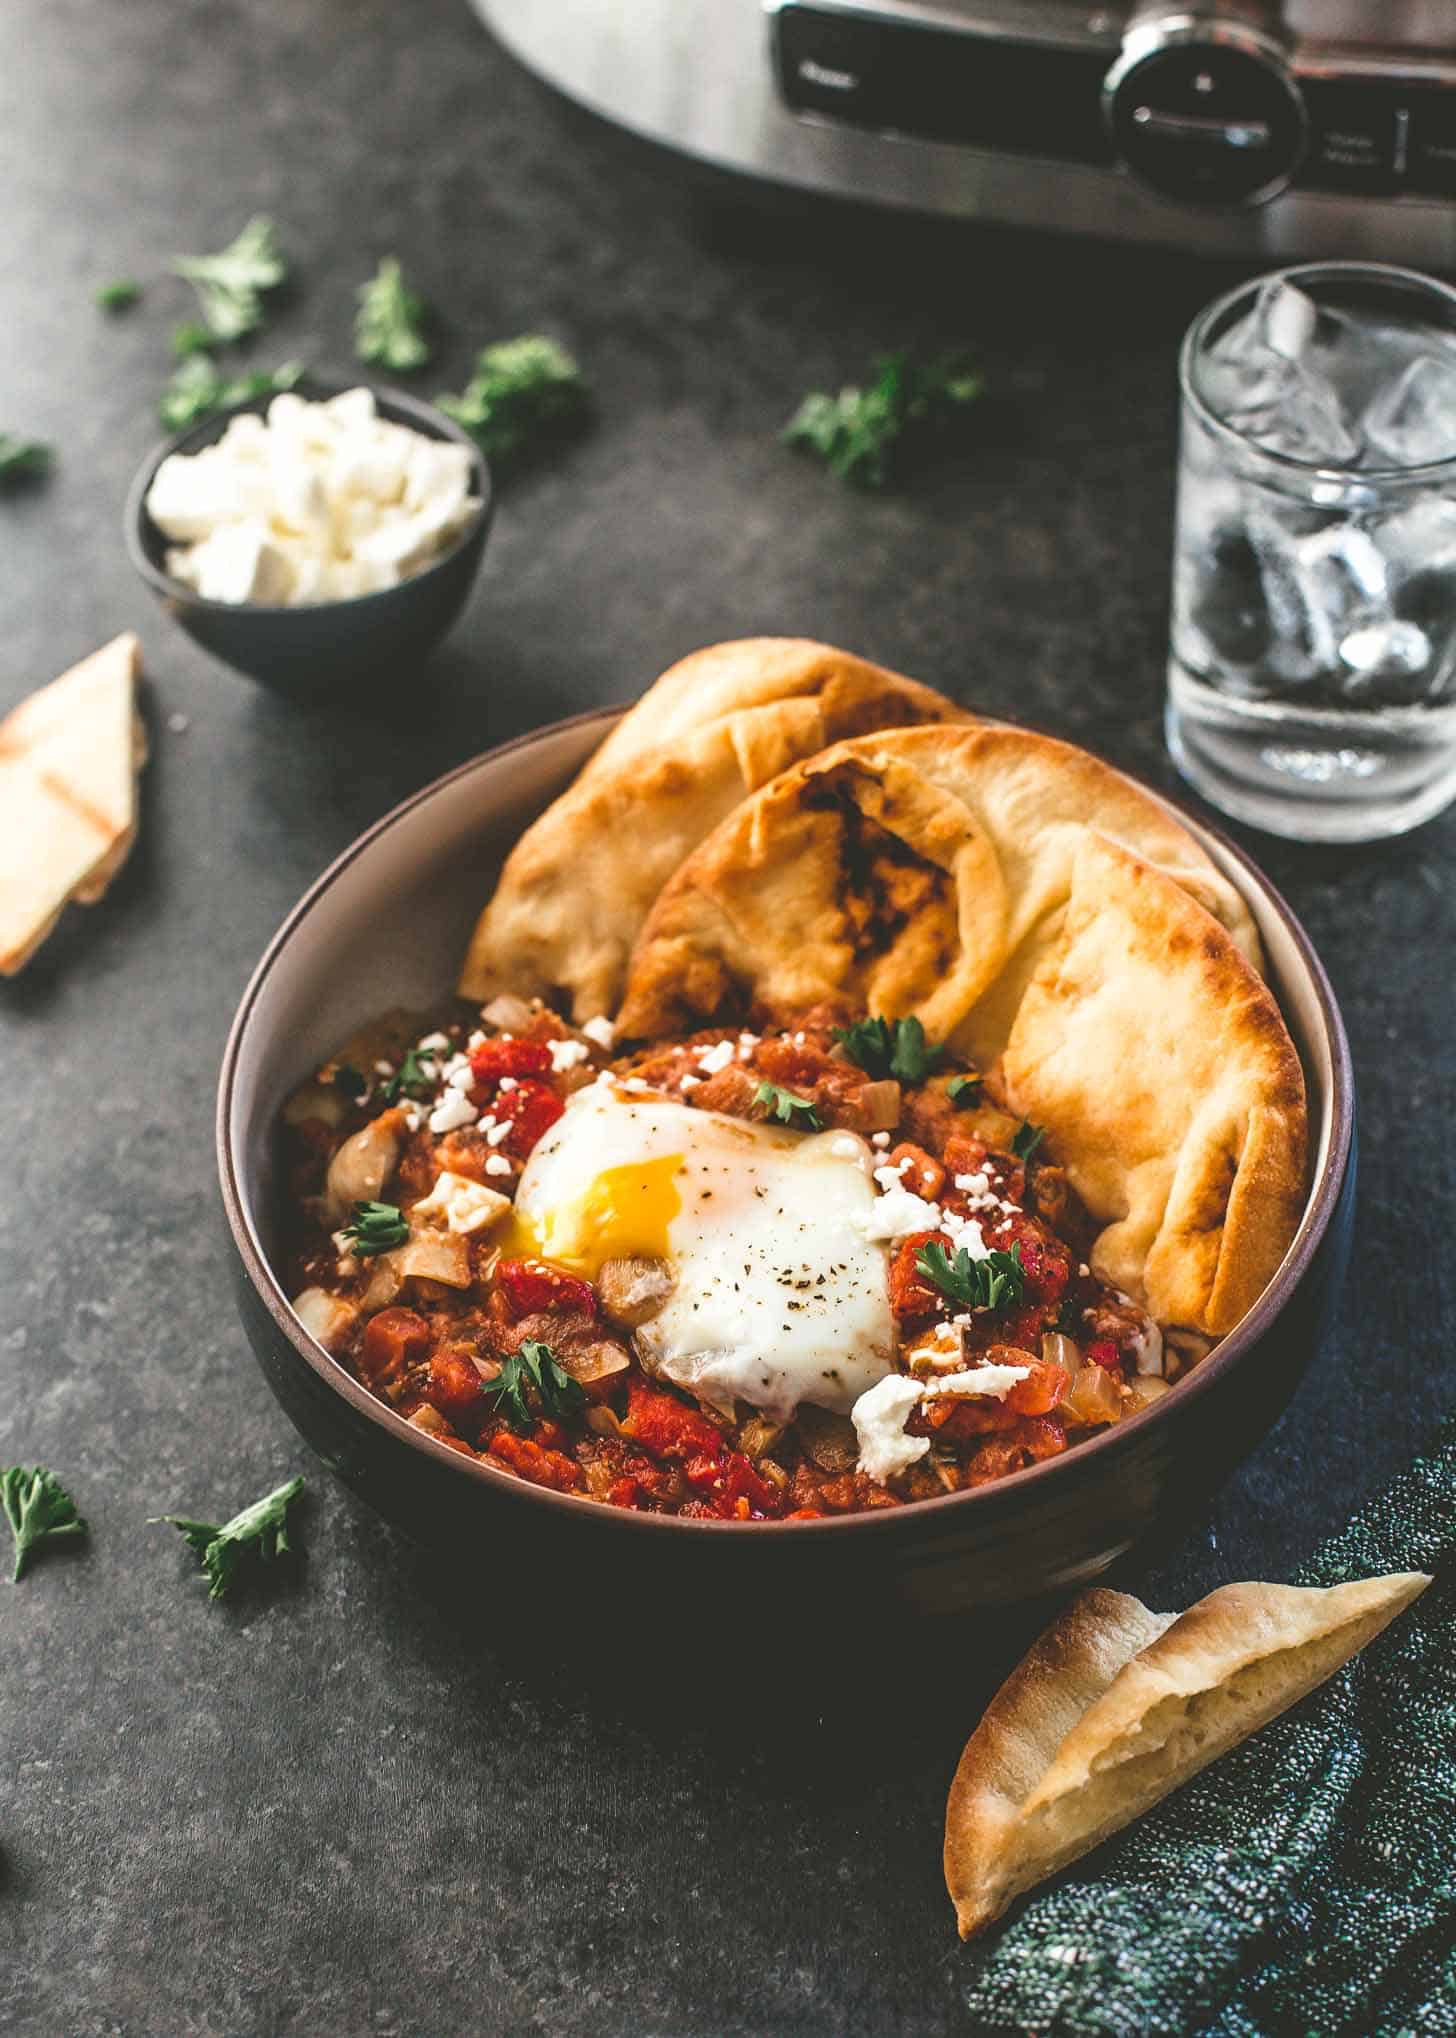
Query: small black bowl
124,376,492,694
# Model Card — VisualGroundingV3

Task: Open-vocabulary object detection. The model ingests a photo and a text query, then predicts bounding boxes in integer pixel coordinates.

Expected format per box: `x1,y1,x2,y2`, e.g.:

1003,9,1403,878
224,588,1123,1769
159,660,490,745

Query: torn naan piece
458,639,968,1022
945,1570,1430,1941
0,633,147,976
616,721,1261,1058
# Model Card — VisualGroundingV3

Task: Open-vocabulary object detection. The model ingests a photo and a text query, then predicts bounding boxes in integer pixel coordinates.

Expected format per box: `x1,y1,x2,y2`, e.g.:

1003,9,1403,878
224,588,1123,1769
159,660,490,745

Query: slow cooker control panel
770,2,1456,210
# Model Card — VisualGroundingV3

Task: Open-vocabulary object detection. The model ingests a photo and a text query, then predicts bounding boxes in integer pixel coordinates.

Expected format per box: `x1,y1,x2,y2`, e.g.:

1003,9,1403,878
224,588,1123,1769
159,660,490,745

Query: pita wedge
616,725,1302,1334
945,1570,1431,1941
0,633,147,975
458,638,968,1021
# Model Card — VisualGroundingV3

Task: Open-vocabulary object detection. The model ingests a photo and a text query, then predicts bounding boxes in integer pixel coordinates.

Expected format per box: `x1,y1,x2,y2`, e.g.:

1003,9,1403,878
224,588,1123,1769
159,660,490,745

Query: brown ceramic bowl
217,710,1354,1620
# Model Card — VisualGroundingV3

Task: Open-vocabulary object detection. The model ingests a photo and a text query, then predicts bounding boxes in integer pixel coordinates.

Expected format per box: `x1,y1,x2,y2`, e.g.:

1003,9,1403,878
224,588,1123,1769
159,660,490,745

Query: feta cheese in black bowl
124,378,492,694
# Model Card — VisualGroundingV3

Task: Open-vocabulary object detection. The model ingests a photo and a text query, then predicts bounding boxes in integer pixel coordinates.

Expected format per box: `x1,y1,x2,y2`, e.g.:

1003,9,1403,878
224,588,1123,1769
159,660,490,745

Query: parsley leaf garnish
833,1014,942,1084
1,1466,86,1582
0,434,52,488
152,1475,304,1601
159,354,303,432
96,279,141,313
947,1074,983,1108
343,1201,409,1256
381,1045,434,1103
171,216,287,341
355,257,432,373
783,350,984,489
916,1240,1025,1314
484,1340,586,1433
438,335,589,474
754,1080,823,1130
1011,1121,1047,1164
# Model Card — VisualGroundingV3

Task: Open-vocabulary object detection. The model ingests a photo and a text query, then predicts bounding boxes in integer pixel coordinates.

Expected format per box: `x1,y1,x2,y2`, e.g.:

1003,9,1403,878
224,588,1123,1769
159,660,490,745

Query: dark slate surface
2,3,1452,2033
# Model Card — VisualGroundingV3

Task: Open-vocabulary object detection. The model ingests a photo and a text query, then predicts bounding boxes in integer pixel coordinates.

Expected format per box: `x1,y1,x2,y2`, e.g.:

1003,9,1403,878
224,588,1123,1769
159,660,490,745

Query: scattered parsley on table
171,216,287,342
96,279,142,313
152,1475,305,1601
2,1466,87,1581
355,256,432,373
784,349,984,488
158,355,304,432
438,335,589,472
0,434,53,489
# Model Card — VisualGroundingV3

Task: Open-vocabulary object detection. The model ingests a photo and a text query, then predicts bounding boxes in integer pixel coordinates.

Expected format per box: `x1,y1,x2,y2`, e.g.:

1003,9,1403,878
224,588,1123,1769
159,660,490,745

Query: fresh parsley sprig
947,1073,983,1108
916,1240,1025,1314
96,279,141,313
754,1080,823,1130
343,1201,410,1256
833,1014,942,1085
1,1466,86,1582
438,335,589,474
484,1341,586,1433
382,1045,435,1103
159,354,303,432
171,216,287,342
152,1475,304,1601
1011,1120,1047,1164
355,257,431,373
784,350,984,489
0,434,53,489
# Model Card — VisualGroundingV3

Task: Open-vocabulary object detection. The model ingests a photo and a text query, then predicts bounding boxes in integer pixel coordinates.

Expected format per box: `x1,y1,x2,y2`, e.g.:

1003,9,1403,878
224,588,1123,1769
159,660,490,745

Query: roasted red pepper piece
620,1374,725,1461
962,1416,1067,1486
1086,1339,1123,1371
358,1307,432,1391
491,1078,565,1158
469,1036,554,1086
486,1429,581,1492
888,1230,944,1318
495,1257,597,1319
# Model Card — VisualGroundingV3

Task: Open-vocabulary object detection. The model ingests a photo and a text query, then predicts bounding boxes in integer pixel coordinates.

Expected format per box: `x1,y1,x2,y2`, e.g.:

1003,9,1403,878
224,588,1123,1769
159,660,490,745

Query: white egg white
513,1086,896,1421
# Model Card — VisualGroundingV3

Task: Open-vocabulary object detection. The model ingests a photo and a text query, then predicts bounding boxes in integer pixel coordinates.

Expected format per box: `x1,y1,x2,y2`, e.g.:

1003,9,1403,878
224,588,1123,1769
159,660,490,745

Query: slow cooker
474,1,1456,262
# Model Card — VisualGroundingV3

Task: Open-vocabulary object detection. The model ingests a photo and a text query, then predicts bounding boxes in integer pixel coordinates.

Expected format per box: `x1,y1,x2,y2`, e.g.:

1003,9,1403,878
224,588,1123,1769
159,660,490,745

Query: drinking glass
1167,262,1456,843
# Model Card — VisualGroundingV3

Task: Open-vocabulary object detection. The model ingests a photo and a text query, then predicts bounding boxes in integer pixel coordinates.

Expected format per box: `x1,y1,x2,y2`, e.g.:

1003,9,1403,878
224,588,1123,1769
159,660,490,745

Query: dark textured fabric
962,1420,1456,2037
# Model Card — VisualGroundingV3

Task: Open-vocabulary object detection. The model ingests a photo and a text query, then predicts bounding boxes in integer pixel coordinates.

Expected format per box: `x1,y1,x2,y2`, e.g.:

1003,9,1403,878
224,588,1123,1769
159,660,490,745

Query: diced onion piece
408,1403,455,1437
552,1337,631,1388
391,1231,472,1289
1126,1375,1172,1412
1040,1332,1082,1378
324,1112,403,1223
596,1254,675,1329
585,1405,627,1438
845,1079,902,1133
361,1258,403,1313
291,1286,358,1352
1064,1362,1124,1426
738,1414,786,1463
283,1082,346,1128
481,993,534,1032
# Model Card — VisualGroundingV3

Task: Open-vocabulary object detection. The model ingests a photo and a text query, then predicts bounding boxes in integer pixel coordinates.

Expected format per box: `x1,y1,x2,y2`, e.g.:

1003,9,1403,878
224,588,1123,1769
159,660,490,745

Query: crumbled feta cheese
955,1170,991,1199
497,1075,518,1094
851,1375,929,1485
374,1059,395,1076
467,1030,488,1051
696,1039,735,1076
581,1015,616,1049
1129,1321,1164,1377
482,1117,511,1146
622,1076,650,1094
402,1104,424,1134
147,388,482,609
548,1038,590,1072
871,1131,891,1150
921,1363,1031,1401
942,1212,990,1261
484,1153,513,1178
679,1073,700,1092
412,1169,511,1236
428,1089,478,1135
862,1184,942,1242
873,1157,913,1191
416,1031,450,1052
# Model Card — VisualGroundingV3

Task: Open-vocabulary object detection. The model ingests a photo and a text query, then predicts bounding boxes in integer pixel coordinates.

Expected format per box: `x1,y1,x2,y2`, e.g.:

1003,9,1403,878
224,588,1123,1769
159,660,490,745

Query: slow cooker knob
1103,11,1306,206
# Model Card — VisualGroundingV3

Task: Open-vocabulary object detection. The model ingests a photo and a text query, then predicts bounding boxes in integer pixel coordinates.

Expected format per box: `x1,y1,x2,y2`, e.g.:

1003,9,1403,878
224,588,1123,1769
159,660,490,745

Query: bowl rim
217,707,1354,1539
123,372,493,620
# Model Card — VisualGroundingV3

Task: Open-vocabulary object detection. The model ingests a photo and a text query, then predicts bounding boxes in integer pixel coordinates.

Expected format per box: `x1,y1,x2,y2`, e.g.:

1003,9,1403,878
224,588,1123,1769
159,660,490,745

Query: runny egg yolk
500,1153,684,1277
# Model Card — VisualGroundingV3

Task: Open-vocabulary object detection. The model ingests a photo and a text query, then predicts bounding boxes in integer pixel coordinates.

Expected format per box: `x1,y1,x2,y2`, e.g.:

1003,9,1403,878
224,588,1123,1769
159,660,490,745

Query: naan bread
0,633,147,976
615,724,1298,1334
945,1570,1430,1940
458,639,968,1021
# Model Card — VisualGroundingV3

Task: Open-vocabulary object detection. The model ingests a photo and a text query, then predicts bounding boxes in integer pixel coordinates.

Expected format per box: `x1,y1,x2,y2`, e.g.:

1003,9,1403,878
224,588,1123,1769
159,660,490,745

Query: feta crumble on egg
147,387,481,608
581,1015,616,1049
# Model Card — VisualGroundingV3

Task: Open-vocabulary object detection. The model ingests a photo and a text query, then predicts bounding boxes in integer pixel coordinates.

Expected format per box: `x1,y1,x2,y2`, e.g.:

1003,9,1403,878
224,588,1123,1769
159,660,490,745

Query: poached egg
509,1086,896,1422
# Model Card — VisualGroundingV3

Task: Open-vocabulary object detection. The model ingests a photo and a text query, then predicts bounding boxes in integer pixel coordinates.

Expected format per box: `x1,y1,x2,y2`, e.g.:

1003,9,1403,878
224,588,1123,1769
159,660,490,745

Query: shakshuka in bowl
218,639,1353,1616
